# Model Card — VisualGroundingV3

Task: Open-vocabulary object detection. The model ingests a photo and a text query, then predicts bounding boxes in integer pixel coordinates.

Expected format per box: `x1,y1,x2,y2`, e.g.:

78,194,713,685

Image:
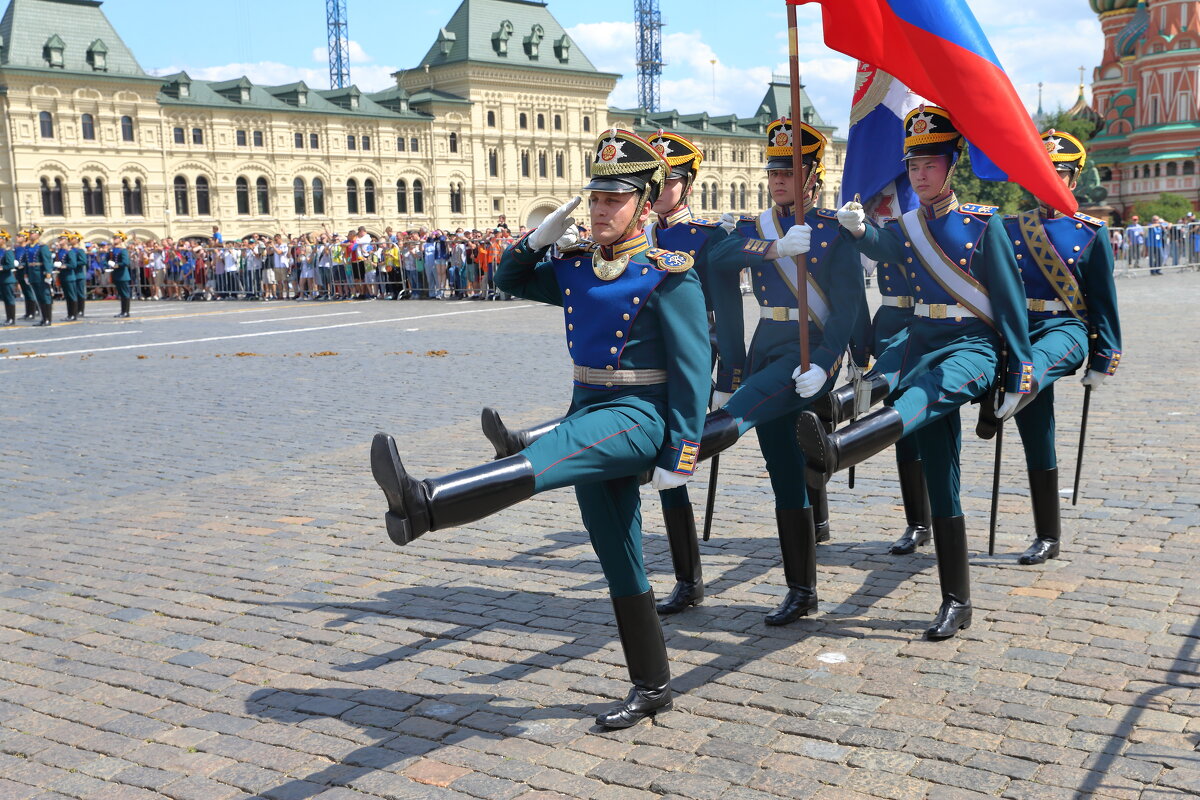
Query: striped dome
1114,0,1149,58
1089,0,1140,13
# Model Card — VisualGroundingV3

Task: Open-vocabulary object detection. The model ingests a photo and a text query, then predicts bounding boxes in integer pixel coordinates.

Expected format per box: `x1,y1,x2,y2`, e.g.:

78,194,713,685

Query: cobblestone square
1,278,1197,799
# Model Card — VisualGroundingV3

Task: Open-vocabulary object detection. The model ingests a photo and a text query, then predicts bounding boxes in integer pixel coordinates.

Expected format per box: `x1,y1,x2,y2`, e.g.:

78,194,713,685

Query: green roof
417,0,605,75
757,79,836,136
0,0,147,78
610,107,769,140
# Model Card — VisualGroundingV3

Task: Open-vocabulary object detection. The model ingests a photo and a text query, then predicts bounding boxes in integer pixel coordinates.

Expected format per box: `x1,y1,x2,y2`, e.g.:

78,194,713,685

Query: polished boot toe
370,433,430,545
595,686,672,729
765,589,818,626
889,524,931,555
924,599,972,640
814,519,831,544
1018,538,1060,565
655,580,703,615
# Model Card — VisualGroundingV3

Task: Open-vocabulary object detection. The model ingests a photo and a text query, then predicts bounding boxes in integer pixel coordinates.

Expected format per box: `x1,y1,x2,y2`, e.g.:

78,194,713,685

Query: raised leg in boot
889,453,932,555
595,589,673,728
655,490,703,615
811,372,892,427
1018,468,1061,564
925,515,973,640
765,506,819,625
796,406,904,482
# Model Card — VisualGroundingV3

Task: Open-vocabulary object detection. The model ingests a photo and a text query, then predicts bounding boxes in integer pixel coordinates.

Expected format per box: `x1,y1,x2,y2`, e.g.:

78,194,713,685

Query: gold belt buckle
772,306,789,322
930,304,947,319
1029,298,1046,312
900,296,914,309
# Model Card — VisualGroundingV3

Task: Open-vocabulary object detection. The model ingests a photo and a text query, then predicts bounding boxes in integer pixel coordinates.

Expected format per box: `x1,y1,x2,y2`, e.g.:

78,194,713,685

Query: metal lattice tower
327,0,351,89
634,0,663,112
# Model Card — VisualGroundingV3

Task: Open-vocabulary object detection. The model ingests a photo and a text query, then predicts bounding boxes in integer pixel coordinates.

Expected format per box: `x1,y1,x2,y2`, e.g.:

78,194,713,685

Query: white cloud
149,56,399,93
309,39,373,66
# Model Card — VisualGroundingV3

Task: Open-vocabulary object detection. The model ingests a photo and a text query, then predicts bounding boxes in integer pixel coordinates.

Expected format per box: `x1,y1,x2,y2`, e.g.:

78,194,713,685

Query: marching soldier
110,232,132,318
13,231,36,320
25,227,54,326
0,231,17,326
999,130,1121,564
54,235,75,321
371,129,711,729
799,105,1032,639
66,232,88,319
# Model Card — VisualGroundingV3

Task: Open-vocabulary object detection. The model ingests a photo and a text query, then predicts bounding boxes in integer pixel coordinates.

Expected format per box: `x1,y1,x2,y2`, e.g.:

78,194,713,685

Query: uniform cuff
664,440,700,476
1008,361,1034,395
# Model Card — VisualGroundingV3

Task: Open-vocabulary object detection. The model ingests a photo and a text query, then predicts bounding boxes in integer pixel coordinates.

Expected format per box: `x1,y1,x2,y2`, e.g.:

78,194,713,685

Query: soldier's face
589,191,646,245
1056,169,1078,192
907,156,951,202
652,178,686,215
768,168,808,207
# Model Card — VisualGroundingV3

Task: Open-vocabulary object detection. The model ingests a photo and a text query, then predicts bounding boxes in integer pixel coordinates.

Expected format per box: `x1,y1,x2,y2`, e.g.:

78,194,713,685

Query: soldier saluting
998,130,1121,564
370,128,711,729
799,105,1033,640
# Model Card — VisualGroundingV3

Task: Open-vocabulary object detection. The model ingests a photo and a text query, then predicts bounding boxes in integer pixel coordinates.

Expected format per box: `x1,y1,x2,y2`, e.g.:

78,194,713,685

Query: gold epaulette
646,248,695,273
689,218,719,228
815,208,838,219
960,203,998,216
739,214,756,221
1074,212,1105,227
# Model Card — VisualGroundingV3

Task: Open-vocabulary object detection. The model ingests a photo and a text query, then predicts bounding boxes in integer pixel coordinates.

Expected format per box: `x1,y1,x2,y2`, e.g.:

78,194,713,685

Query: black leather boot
77,297,85,317
812,373,891,426
117,297,131,318
925,515,973,640
889,459,933,555
2,303,14,326
808,476,831,543
21,297,36,320
37,304,51,326
1019,468,1061,565
370,433,535,546
481,407,564,459
765,506,819,625
596,590,672,729
797,407,904,483
656,505,703,615
65,299,77,321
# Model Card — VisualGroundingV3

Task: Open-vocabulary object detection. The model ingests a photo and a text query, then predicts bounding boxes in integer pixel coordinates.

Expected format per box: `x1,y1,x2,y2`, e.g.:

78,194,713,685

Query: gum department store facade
0,0,846,242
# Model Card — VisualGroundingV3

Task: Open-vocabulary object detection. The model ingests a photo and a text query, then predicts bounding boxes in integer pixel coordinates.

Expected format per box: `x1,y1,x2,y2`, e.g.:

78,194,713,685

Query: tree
1133,192,1194,223
951,148,1025,213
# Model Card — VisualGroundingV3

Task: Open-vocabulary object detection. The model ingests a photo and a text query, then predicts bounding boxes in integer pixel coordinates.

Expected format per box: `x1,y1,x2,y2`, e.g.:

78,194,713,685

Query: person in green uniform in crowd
110,232,132,318
478,129,742,617
13,231,36,321
0,231,17,326
370,128,711,729
25,227,54,326
53,234,75,321
996,130,1121,565
65,232,88,319
798,105,1033,640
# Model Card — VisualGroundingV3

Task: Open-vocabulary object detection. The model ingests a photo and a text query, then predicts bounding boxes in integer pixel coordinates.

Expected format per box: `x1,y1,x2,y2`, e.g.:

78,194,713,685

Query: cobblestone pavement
1,278,1197,800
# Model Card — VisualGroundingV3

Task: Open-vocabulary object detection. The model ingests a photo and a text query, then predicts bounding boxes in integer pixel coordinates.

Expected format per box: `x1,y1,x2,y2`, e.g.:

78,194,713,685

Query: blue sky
104,0,1103,135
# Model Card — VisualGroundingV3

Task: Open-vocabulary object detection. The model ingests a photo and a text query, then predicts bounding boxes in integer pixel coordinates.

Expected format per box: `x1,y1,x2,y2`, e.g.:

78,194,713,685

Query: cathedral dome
1089,0,1140,14
1114,0,1150,58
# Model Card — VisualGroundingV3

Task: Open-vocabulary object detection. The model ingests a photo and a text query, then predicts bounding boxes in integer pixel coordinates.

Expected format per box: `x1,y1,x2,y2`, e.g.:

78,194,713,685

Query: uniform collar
601,230,651,261
921,192,960,220
1038,204,1064,219
774,203,796,218
659,205,693,228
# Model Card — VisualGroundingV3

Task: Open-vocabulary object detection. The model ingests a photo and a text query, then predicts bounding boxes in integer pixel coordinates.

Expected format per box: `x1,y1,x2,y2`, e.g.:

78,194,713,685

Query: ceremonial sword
1072,385,1092,505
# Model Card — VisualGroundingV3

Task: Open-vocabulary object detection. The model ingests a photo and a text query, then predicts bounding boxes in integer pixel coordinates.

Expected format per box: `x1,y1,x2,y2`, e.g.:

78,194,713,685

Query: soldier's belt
573,365,668,387
760,306,800,322
1027,298,1069,313
913,302,978,320
879,295,914,308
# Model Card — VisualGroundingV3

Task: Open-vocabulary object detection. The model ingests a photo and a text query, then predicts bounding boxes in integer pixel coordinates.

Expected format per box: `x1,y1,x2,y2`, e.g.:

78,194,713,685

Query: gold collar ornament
592,251,630,281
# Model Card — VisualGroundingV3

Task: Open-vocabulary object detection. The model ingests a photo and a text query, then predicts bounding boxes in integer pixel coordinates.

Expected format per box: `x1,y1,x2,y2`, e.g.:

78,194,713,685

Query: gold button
605,365,614,371
965,243,973,249
1073,245,1081,252
1067,258,1075,264
622,313,630,320
615,330,623,338
761,285,767,291
820,241,827,248
762,300,769,306
633,297,640,304
568,323,573,331
959,258,967,265
1016,254,1023,260
904,242,912,248
574,260,581,267
910,272,916,278
817,222,824,229
642,267,648,275
689,249,696,255
757,271,762,277
690,228,697,234
610,346,618,354
906,257,913,263
1013,240,1021,245
1076,223,1083,229
964,219,971,225
567,306,573,313
565,288,571,296
605,381,613,388
568,341,573,348
915,285,921,292
810,257,817,263
884,275,890,280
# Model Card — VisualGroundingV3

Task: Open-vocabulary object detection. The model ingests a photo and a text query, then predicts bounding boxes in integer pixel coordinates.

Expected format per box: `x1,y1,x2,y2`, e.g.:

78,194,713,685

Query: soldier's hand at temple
711,390,733,410
792,364,826,397
1080,370,1106,389
838,200,867,238
996,392,1021,421
528,196,582,250
554,223,580,251
773,224,811,258
718,212,737,234
650,467,690,491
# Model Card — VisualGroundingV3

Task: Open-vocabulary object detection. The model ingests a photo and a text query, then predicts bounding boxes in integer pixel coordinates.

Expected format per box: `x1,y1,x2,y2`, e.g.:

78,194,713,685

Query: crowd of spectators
1112,211,1200,275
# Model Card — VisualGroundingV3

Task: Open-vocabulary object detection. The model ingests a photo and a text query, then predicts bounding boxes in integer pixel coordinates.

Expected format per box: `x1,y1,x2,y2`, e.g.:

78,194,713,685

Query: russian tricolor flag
793,0,1077,216
840,63,922,222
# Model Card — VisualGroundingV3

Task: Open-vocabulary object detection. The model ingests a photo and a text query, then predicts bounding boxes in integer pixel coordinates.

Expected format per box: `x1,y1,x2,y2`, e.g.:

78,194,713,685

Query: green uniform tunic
27,243,54,306
0,248,16,307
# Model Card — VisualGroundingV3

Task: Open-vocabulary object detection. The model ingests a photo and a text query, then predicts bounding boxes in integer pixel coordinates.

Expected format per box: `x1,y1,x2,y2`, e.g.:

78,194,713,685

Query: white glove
837,200,867,237
774,224,811,259
528,196,581,250
718,212,737,234
996,393,1021,421
107,260,116,267
53,261,62,268
554,223,579,252
711,390,733,409
1080,370,1106,389
650,467,690,491
792,364,827,398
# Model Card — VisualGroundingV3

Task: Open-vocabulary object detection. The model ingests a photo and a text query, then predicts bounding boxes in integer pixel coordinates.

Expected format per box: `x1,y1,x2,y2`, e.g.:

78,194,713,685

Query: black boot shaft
890,458,933,554
765,506,819,625
813,374,891,426
697,409,739,462
798,406,904,480
807,478,831,543
656,505,703,614
1028,468,1060,541
425,454,536,531
597,590,672,728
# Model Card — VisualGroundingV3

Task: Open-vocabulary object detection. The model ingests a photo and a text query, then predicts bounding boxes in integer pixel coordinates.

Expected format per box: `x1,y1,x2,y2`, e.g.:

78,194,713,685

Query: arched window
520,151,530,177
739,184,746,210
412,179,424,213
173,176,189,216
1154,163,1161,178
449,182,463,214
730,184,737,208
39,111,53,138
1167,162,1178,177
486,110,496,127
236,177,250,215
120,115,134,142
758,184,765,208
361,135,371,151
1185,161,1196,176
294,177,307,215
700,183,708,210
40,177,64,216
396,179,408,213
256,177,270,215
81,113,96,140
312,177,325,215
536,113,545,130
121,178,144,216
121,178,133,215
410,137,419,152
396,136,406,152
583,116,591,132
555,151,564,178
519,112,528,129
554,114,562,131
488,149,498,177
346,178,359,214
364,178,376,214
82,178,104,216
196,176,211,216
449,132,458,153
538,151,547,178
173,126,185,144
1143,164,1151,178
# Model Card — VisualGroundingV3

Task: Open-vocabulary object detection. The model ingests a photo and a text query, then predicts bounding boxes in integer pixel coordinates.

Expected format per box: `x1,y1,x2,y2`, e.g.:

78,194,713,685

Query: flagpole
787,1,810,371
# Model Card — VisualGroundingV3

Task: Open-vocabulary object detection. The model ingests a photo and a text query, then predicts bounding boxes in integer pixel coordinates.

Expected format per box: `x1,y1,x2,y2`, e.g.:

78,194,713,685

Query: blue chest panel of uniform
651,222,711,259
552,251,666,370
875,257,911,298
1004,215,1096,300
891,209,990,307
739,210,839,308
13,246,25,265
